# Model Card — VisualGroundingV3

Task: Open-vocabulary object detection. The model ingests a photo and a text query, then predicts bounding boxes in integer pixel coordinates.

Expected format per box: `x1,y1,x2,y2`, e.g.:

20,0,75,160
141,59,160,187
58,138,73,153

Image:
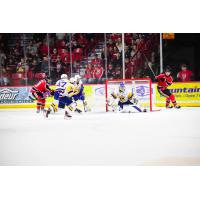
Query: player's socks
50,103,57,113
36,104,41,113
41,107,44,113
166,100,171,107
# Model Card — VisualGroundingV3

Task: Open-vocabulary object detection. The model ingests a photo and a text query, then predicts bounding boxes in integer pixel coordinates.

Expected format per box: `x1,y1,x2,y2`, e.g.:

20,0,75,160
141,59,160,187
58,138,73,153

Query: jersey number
58,82,67,87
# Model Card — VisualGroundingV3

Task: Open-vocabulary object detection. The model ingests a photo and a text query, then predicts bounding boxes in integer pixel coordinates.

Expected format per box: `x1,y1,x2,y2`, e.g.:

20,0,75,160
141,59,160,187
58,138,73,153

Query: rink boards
0,82,200,109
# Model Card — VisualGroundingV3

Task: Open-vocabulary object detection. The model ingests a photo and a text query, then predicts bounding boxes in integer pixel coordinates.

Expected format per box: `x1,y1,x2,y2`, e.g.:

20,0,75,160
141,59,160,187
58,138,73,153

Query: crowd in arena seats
123,33,160,80
1,33,196,87
0,33,104,86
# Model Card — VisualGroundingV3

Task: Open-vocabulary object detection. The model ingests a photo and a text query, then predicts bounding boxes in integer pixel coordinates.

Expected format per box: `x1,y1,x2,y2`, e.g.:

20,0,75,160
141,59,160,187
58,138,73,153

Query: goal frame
105,78,153,112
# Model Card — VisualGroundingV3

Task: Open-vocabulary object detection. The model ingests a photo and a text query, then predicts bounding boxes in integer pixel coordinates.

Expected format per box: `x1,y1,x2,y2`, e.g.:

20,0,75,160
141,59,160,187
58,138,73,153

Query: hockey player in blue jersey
109,82,147,113
73,75,90,112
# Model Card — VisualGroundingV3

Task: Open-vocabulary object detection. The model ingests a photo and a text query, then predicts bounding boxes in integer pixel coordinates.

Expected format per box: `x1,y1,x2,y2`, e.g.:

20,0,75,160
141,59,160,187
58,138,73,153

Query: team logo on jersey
136,86,150,97
0,88,19,100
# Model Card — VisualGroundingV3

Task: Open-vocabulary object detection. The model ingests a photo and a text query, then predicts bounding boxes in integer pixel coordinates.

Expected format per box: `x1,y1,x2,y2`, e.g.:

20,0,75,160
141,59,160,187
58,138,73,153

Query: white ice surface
0,107,200,165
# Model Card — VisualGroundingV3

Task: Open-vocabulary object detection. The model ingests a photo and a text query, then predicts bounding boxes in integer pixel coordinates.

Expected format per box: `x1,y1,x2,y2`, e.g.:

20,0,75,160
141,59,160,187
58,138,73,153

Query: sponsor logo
0,89,19,100
135,86,150,97
169,87,200,93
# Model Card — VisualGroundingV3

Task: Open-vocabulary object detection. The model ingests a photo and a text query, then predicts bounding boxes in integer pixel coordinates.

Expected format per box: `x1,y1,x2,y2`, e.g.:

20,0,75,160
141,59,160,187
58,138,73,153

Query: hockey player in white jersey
108,82,147,113
47,74,68,114
73,74,91,112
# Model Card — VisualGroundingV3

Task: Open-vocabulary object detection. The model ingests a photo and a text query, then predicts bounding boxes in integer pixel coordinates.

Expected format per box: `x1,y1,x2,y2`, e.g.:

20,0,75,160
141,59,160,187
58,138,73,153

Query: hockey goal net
105,78,155,112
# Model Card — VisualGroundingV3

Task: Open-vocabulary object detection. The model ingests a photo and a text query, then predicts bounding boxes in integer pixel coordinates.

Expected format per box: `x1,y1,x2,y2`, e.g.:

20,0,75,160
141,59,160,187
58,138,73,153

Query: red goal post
105,78,155,112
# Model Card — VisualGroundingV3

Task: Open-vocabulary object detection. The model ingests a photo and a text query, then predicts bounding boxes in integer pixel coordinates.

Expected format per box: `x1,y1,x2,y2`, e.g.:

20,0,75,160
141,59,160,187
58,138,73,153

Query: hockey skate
166,105,173,109
44,108,50,118
36,109,40,113
174,105,181,109
143,108,147,112
74,108,82,114
64,111,72,119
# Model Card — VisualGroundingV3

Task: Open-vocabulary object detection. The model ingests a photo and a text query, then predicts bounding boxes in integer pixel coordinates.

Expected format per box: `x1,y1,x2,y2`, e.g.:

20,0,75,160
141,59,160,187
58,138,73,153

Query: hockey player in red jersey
156,68,181,109
29,75,54,113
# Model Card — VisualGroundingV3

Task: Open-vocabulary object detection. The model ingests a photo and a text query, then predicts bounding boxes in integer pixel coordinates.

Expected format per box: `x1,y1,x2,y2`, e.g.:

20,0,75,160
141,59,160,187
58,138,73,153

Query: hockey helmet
69,77,76,84
164,67,171,73
74,74,81,82
61,74,68,80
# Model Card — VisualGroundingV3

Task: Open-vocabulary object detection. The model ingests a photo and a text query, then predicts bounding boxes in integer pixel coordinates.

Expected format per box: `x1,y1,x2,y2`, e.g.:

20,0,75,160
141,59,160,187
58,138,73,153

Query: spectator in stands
125,58,134,78
93,64,104,83
177,63,193,82
30,59,40,73
107,38,114,49
116,37,122,53
107,64,115,79
56,33,65,41
0,49,6,68
6,58,16,73
60,48,70,63
91,54,101,66
51,48,58,67
83,63,94,83
0,67,10,86
41,56,49,74
16,58,26,73
114,65,122,79
39,41,48,57
12,43,22,62
55,61,65,77
130,45,137,57
124,46,130,59
112,51,122,67
26,40,38,57
107,46,114,62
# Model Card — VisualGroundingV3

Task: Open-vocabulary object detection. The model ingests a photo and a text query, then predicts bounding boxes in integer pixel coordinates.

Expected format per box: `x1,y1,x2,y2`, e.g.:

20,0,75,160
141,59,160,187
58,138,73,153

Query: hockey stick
142,52,157,79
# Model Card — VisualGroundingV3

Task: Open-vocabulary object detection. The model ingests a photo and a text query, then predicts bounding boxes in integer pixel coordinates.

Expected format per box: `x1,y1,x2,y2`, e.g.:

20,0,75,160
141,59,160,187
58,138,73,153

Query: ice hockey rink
0,107,200,165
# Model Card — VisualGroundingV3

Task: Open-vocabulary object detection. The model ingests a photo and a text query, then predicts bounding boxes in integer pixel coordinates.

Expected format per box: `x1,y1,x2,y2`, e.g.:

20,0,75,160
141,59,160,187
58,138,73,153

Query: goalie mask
119,82,125,93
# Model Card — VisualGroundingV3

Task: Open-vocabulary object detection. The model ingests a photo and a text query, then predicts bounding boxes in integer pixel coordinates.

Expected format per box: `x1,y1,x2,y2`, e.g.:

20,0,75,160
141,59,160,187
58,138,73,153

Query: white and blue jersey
54,79,68,100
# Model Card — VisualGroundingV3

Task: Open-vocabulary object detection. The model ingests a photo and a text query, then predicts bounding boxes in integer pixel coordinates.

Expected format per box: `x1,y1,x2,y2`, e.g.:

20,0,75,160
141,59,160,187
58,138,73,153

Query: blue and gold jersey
64,82,75,97
111,90,133,103
74,80,83,95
